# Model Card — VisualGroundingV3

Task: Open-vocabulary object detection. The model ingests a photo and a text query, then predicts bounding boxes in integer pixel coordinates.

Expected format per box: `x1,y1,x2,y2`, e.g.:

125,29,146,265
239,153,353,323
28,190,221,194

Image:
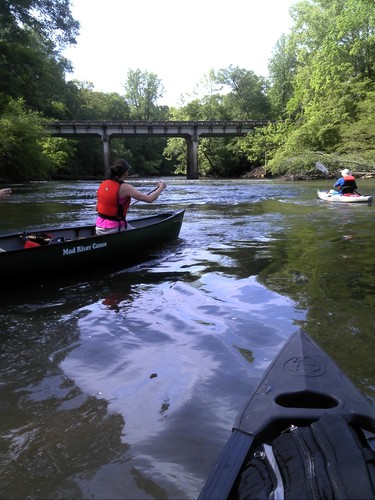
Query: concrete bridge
47,120,268,179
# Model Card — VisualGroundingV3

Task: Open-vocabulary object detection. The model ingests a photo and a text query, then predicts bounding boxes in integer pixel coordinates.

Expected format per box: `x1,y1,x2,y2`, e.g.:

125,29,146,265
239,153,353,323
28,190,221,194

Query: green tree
0,29,72,114
230,121,292,171
0,98,74,181
0,0,81,179
216,65,271,119
0,0,79,113
68,82,131,120
120,69,169,174
268,35,297,118
262,0,375,174
335,80,375,167
123,69,165,121
0,0,79,49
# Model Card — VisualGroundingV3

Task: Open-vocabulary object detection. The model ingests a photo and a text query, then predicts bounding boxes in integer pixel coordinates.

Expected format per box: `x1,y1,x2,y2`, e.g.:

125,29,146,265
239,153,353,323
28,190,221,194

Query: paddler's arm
120,181,166,203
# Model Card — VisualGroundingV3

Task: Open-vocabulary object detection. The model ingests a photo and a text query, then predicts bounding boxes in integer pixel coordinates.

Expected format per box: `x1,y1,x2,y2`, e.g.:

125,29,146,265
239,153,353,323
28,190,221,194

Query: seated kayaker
95,159,166,235
333,168,357,194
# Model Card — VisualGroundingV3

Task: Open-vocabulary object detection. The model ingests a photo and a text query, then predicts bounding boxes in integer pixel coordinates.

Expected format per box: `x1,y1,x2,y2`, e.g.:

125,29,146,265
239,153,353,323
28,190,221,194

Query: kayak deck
198,330,375,499
317,189,373,203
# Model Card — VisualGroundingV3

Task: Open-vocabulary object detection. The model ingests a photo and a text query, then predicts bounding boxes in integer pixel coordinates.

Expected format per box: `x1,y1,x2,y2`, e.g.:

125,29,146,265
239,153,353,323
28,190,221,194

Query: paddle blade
315,161,329,174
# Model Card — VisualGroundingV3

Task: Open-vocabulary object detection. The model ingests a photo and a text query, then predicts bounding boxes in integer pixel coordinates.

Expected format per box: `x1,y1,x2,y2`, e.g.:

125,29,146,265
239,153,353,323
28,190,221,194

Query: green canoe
0,210,184,282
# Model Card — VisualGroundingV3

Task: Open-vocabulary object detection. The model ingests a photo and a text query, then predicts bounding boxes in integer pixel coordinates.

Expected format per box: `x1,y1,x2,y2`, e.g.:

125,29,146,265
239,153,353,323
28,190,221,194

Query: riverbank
242,166,375,181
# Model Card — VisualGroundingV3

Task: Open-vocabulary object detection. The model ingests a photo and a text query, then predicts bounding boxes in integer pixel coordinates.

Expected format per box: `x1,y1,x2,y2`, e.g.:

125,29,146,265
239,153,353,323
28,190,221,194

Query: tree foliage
263,0,375,174
267,35,297,118
1,0,79,49
164,67,271,176
0,1,78,112
217,65,271,119
0,98,72,181
123,69,165,121
0,1,77,180
1,0,375,180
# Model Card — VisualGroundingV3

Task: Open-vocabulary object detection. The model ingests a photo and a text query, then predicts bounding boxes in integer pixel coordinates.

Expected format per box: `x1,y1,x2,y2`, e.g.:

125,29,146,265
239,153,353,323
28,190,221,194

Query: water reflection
0,312,127,499
58,274,299,497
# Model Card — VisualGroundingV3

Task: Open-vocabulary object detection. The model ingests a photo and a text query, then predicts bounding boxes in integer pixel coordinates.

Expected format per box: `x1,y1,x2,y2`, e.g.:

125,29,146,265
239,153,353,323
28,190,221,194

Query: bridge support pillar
186,136,199,179
102,135,110,177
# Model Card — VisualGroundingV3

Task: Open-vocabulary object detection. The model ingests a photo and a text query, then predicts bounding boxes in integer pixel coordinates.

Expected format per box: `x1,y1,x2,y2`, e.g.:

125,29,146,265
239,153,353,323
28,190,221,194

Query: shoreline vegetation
243,166,375,180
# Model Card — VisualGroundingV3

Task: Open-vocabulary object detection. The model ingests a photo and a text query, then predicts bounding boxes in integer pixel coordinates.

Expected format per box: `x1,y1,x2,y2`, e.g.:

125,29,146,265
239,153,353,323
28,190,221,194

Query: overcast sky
64,0,299,106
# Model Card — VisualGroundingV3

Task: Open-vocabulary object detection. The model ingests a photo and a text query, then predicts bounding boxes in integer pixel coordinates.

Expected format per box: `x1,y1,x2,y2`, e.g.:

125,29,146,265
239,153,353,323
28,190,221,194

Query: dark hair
110,159,131,180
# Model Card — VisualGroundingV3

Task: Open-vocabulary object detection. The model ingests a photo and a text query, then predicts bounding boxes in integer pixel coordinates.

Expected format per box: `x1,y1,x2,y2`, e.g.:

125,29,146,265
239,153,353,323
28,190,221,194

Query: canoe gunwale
0,210,184,243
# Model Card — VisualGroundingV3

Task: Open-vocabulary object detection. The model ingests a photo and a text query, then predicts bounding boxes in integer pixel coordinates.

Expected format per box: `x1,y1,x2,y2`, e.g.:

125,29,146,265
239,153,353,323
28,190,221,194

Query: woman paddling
95,159,166,235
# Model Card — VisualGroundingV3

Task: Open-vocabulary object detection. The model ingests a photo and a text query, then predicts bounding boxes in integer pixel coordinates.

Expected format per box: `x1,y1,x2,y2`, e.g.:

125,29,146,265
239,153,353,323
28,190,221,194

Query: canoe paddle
130,186,159,206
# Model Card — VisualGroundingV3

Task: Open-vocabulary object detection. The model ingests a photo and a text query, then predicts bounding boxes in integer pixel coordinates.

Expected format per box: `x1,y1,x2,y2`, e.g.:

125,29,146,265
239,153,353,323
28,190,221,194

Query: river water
1,178,374,499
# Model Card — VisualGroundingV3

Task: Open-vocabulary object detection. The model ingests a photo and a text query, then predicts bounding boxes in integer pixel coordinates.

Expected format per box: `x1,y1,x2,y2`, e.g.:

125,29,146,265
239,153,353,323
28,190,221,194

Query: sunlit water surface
0,178,374,499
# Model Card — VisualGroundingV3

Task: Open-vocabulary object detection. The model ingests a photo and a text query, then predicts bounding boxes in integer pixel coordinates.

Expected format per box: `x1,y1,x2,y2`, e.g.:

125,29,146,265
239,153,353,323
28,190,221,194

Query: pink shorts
95,216,126,235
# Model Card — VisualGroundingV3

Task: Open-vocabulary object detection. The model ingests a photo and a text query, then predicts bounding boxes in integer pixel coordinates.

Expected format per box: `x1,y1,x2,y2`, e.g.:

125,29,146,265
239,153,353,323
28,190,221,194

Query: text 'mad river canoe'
0,210,184,282
198,330,375,500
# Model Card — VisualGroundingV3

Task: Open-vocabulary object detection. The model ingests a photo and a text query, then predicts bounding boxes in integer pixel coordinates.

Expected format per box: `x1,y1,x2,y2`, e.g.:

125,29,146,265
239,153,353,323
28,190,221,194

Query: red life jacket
96,180,130,221
341,175,357,193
